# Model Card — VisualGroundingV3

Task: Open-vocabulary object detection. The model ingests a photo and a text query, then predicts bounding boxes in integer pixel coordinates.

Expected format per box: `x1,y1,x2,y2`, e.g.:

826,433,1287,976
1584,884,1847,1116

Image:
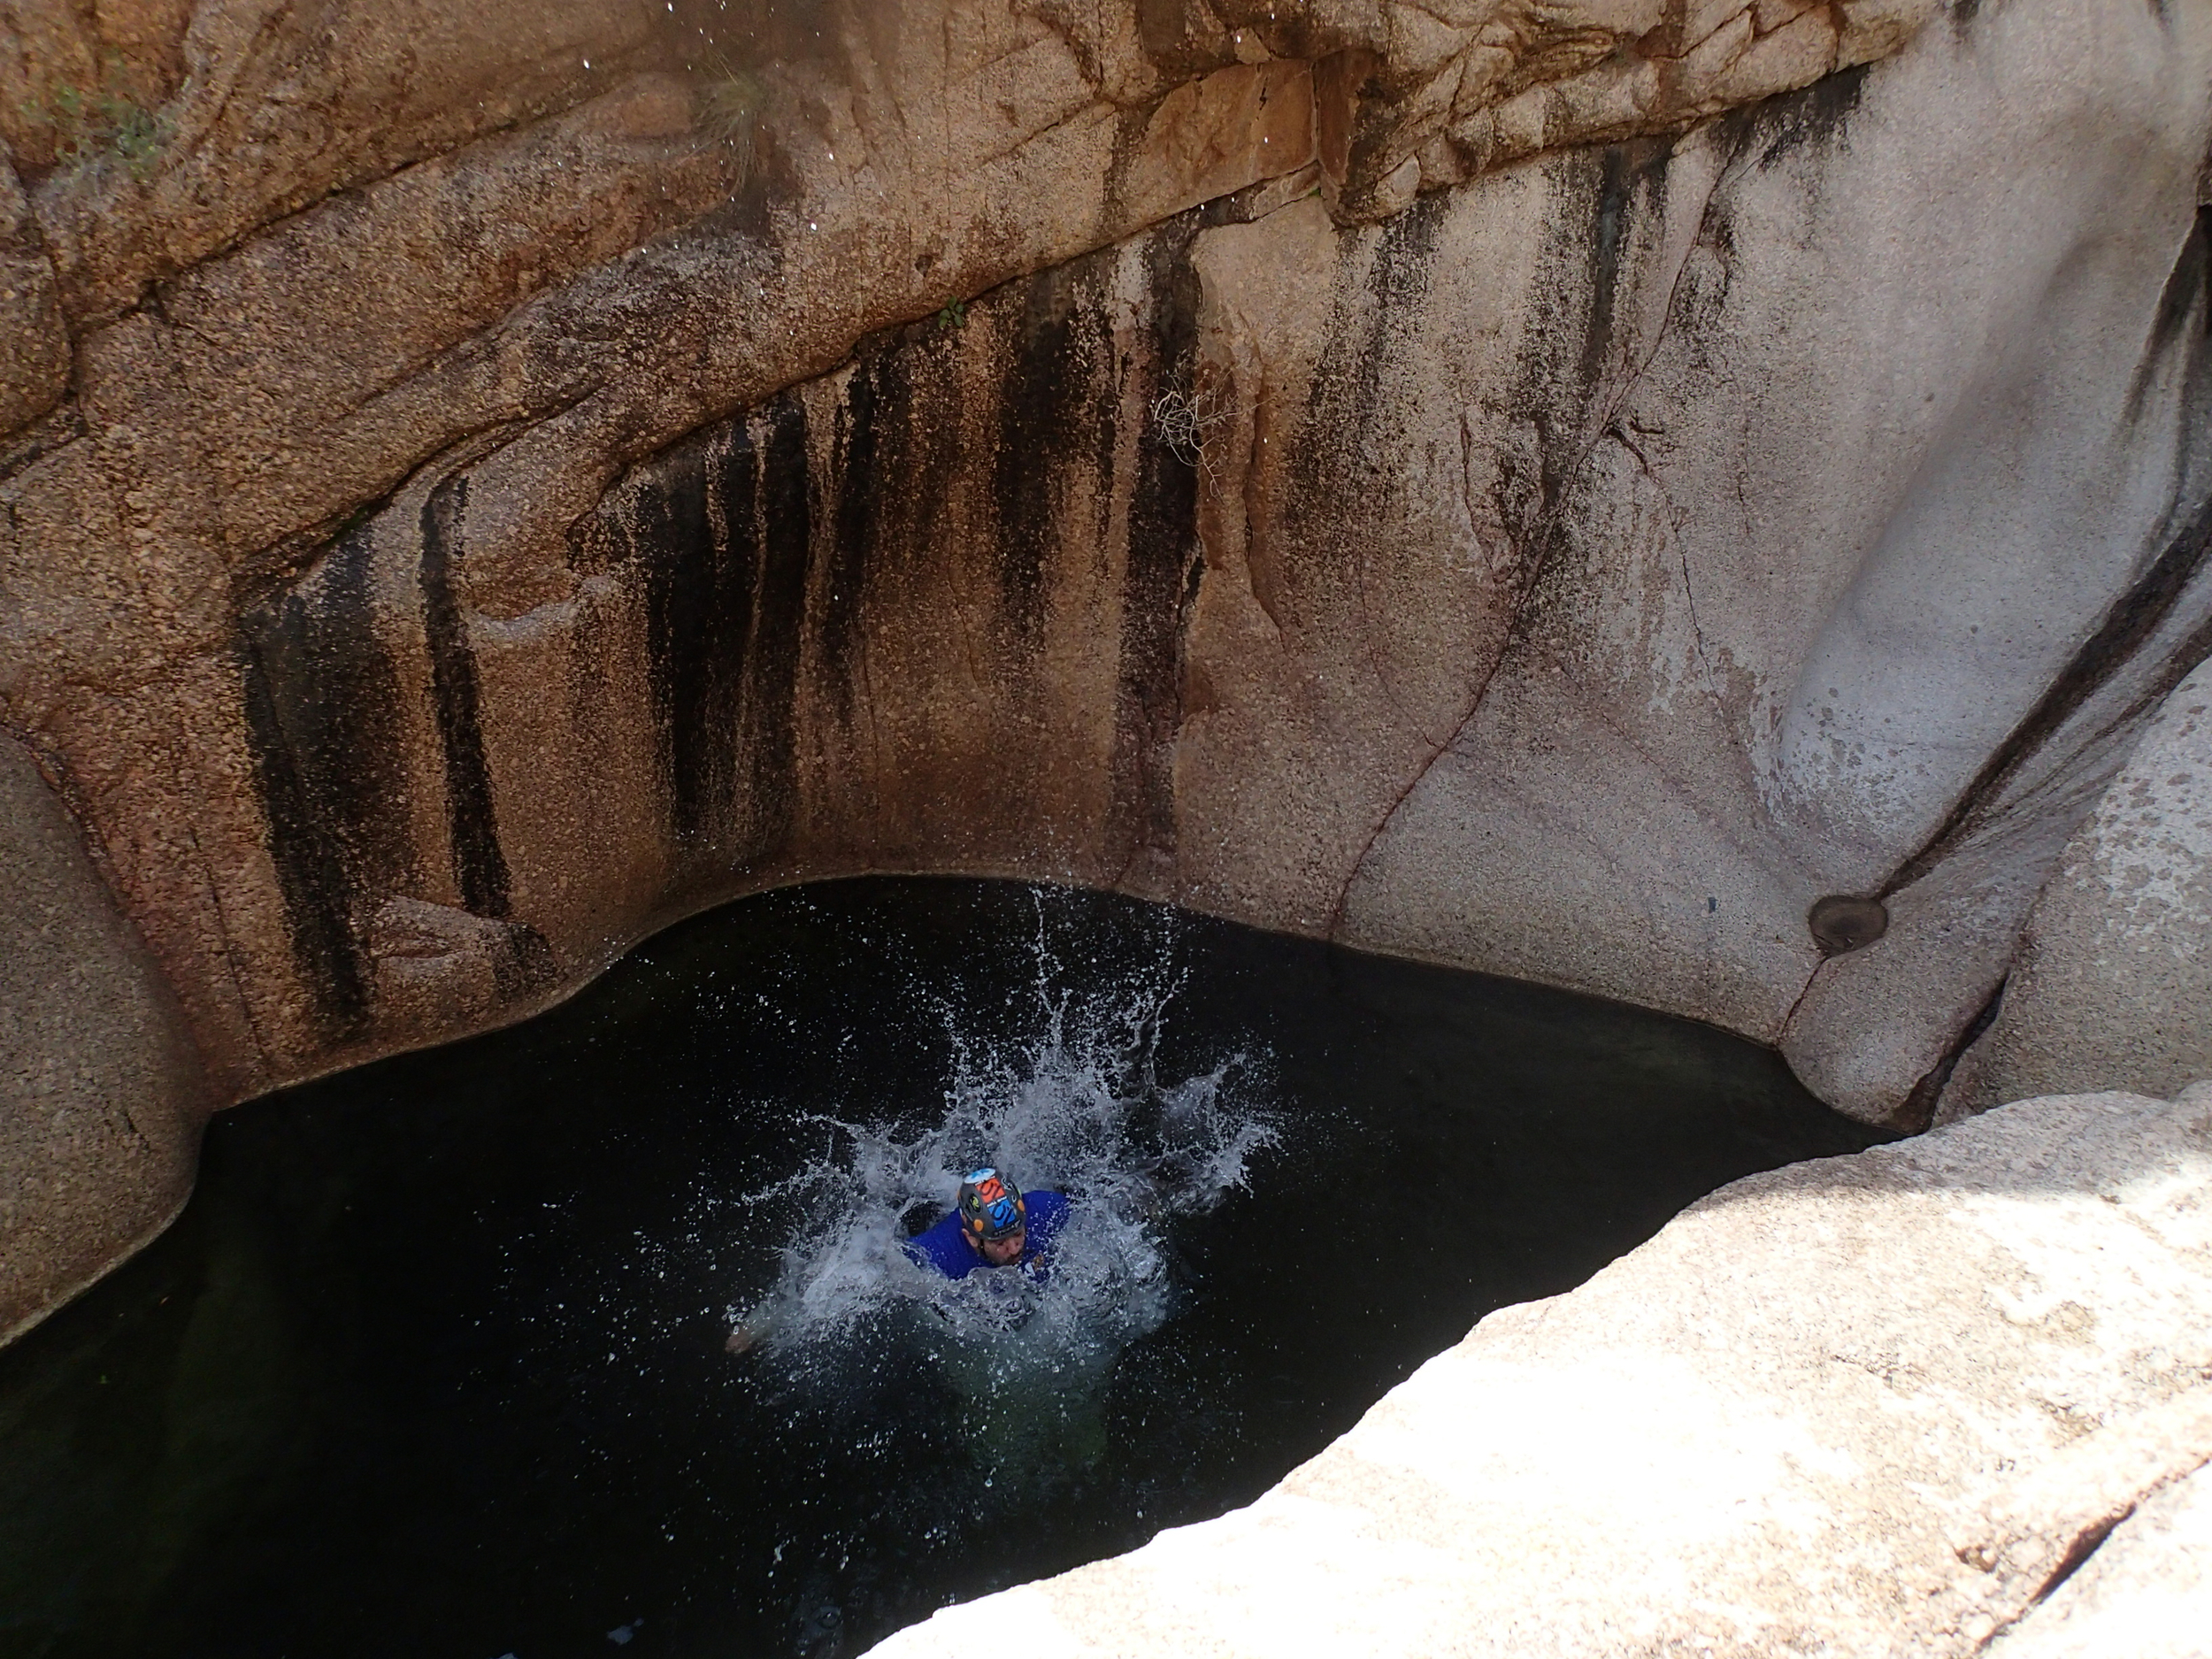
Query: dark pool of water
0,879,1884,1659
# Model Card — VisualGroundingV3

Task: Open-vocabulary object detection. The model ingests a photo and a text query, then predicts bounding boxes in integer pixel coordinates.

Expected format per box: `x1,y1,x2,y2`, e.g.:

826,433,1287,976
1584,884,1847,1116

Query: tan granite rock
0,734,208,1341
0,0,1333,1105
1211,0,1942,215
26,0,660,325
0,152,65,435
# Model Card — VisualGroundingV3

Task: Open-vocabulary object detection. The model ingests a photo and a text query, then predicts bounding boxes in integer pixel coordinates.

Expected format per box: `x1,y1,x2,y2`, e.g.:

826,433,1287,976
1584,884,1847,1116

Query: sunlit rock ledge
870,1085,2212,1658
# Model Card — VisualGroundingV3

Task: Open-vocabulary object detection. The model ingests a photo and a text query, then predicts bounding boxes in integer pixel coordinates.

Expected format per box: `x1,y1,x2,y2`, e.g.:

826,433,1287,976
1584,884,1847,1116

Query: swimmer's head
957,1168,1027,1265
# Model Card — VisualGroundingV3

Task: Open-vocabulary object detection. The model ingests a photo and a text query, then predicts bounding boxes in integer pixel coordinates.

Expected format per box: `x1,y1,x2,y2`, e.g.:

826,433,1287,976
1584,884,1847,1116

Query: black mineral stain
1110,224,1208,872
1744,63,1869,173
1484,142,1668,572
993,265,1091,649
2124,205,2210,428
1303,190,1449,477
635,394,812,871
632,442,710,842
822,351,912,723
236,525,413,1041
1456,136,1685,692
640,428,742,852
1898,973,2008,1133
1578,145,1639,400
419,477,512,920
1580,140,1678,416
744,396,814,859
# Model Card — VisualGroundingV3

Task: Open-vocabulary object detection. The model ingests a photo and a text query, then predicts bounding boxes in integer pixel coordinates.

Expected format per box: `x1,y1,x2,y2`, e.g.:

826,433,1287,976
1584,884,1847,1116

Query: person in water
726,1165,1068,1351
902,1167,1070,1279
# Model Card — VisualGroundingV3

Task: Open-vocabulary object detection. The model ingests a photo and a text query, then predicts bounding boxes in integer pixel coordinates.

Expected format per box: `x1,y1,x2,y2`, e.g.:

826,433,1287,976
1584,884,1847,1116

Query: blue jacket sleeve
903,1212,978,1279
1024,1190,1071,1249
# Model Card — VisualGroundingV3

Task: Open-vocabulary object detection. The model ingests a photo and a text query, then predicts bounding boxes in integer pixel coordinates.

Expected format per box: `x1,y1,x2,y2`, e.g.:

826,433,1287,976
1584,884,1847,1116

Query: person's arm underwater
725,1297,781,1354
904,1206,983,1279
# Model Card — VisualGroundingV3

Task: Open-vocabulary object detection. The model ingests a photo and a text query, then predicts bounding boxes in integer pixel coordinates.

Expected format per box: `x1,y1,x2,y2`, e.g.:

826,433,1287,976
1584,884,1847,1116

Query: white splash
725,899,1276,1470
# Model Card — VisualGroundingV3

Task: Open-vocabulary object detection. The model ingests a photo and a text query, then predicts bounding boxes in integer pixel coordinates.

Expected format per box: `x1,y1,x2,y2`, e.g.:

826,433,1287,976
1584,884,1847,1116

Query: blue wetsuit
903,1191,1071,1280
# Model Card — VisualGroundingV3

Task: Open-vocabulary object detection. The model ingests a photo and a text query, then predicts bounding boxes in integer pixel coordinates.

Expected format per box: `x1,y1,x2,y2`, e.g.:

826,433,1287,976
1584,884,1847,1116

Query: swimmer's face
978,1227,1025,1266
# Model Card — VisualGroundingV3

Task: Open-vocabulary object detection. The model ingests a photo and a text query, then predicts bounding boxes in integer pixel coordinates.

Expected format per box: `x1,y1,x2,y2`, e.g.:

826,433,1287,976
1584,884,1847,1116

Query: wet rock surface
869,1084,2212,1658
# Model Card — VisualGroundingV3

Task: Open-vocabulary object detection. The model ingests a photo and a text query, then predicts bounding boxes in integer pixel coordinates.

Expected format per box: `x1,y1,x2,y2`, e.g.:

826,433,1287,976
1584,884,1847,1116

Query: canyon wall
3,0,2210,1333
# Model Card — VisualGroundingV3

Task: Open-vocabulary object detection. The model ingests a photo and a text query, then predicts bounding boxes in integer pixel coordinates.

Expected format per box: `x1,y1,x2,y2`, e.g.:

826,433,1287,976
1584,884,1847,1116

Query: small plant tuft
937,299,966,331
1150,375,1228,474
694,53,764,184
19,55,171,181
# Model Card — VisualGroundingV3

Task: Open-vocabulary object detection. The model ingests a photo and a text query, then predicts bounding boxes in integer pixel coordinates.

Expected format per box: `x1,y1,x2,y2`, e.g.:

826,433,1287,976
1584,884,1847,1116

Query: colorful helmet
956,1167,1027,1242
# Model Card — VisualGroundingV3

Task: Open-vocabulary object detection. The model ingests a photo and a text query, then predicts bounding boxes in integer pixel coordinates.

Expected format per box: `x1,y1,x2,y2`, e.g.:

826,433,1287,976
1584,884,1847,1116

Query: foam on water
724,899,1277,1479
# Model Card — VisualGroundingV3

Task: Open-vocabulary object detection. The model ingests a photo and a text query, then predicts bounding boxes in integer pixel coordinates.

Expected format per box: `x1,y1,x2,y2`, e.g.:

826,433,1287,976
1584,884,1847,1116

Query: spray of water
726,897,1277,1479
